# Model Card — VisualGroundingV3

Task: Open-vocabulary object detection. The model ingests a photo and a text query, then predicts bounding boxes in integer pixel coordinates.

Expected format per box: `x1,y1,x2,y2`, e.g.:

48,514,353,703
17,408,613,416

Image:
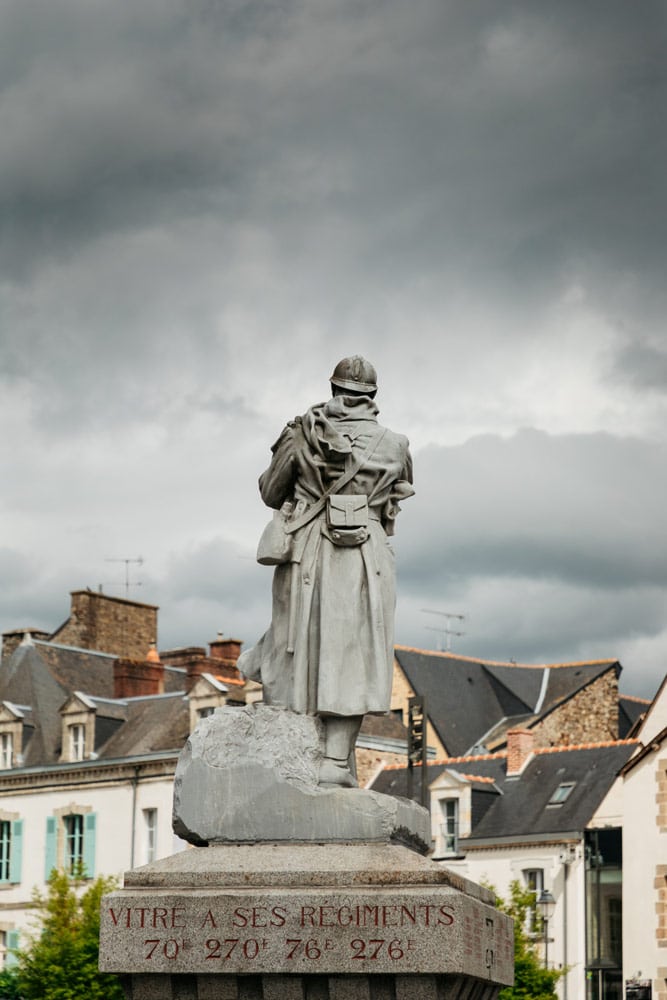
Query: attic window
548,781,576,805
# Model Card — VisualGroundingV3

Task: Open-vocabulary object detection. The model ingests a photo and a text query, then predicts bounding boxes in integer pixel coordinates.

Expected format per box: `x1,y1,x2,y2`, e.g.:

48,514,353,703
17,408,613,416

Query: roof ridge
34,640,117,659
380,739,639,772
458,773,496,784
383,750,507,771
533,738,639,755
394,645,617,670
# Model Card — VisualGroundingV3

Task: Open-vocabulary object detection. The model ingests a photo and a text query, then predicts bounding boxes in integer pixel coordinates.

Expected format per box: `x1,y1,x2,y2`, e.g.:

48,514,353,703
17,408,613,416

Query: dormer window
0,735,12,770
548,781,576,805
0,703,25,771
59,693,96,764
69,725,85,762
187,673,228,733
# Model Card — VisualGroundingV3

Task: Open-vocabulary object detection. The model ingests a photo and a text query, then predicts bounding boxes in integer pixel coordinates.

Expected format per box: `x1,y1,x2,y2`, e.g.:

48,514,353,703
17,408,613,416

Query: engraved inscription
99,890,501,976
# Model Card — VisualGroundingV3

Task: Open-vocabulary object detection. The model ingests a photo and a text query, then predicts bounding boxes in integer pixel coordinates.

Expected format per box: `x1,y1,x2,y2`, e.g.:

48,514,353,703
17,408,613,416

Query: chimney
506,728,534,776
209,634,242,667
114,645,164,698
2,628,50,662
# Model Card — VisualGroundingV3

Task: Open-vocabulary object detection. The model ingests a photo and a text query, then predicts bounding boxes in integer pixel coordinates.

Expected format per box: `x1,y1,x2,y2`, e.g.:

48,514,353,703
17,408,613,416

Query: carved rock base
172,705,430,853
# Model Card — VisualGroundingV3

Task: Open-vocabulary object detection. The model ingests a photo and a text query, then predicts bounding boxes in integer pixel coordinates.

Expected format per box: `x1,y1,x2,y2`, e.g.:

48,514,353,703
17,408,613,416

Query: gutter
462,831,582,849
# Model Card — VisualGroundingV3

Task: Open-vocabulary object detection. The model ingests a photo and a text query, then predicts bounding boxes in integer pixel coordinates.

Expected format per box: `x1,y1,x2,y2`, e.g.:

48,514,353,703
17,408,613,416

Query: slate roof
0,637,192,766
394,645,621,757
0,641,68,765
619,694,650,738
371,740,637,841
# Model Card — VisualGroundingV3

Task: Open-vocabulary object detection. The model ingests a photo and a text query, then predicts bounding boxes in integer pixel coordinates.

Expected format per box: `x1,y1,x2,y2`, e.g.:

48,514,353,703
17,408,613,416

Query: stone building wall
657,757,667,833
533,669,619,747
50,590,158,661
355,746,406,788
655,865,667,950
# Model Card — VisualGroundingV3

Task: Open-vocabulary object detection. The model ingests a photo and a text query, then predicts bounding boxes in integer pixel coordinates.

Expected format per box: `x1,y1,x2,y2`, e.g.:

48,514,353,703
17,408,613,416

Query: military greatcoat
239,394,414,717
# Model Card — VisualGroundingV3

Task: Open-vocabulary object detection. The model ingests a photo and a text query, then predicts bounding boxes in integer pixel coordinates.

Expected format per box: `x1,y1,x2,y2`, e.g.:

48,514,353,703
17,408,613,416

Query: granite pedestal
99,706,514,999
99,844,513,999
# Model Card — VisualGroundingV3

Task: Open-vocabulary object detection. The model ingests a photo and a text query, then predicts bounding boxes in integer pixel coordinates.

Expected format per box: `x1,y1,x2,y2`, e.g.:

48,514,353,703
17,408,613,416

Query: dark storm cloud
400,429,667,591
2,0,665,281
1,1,666,702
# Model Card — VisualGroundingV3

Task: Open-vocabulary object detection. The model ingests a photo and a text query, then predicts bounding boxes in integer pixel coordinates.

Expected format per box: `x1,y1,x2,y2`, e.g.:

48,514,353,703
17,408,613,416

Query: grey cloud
400,429,667,591
611,340,667,392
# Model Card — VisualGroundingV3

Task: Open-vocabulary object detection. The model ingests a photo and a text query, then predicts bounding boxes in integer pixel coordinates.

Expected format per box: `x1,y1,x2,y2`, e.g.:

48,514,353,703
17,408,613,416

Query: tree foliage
10,869,124,1000
492,880,564,1000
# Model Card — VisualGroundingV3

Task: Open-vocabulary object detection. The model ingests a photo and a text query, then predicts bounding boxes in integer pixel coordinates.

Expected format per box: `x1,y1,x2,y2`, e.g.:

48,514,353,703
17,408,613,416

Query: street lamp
537,889,556,969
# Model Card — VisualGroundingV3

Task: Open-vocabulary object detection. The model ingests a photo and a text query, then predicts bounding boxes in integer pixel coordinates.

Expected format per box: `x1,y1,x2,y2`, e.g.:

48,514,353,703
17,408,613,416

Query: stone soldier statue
239,356,414,788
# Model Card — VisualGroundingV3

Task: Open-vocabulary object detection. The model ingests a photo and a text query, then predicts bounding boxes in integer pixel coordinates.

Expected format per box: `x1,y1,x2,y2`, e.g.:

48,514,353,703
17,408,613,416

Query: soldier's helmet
330,355,378,393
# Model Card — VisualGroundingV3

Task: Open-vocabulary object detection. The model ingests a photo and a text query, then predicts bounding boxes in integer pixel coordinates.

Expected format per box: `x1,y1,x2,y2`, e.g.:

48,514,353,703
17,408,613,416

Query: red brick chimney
113,645,164,698
506,728,535,776
209,634,242,668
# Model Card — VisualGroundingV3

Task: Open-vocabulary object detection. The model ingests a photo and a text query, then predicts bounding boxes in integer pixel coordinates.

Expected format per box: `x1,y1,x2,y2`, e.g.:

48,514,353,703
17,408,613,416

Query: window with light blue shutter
5,930,20,967
82,812,96,878
8,819,22,884
45,816,57,880
0,822,10,882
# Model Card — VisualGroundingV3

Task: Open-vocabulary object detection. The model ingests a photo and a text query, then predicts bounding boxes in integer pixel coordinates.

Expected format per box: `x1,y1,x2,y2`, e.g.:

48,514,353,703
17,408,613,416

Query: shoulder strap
285,427,387,535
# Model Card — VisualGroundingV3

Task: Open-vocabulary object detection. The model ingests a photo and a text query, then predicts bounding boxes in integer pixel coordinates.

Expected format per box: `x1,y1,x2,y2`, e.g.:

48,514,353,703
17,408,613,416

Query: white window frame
69,724,85,762
143,808,158,864
523,867,544,934
64,814,84,873
0,734,12,770
438,798,459,856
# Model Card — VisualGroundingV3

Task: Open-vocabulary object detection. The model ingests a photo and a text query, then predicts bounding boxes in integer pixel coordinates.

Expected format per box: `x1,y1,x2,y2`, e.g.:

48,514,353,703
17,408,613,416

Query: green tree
13,869,124,1000
0,967,21,1000
492,879,564,1000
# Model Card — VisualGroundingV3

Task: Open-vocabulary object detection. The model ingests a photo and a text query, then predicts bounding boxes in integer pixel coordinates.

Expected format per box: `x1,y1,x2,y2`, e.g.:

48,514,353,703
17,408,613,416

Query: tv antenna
422,609,466,652
104,557,144,598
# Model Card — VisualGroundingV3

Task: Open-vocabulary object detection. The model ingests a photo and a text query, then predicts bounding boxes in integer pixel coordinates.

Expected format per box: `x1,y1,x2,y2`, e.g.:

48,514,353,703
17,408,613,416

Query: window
45,811,96,879
0,735,12,770
0,928,20,969
0,824,11,882
69,725,85,762
439,799,458,855
198,707,216,719
143,809,157,864
0,819,22,885
523,868,544,934
548,782,576,805
65,815,84,873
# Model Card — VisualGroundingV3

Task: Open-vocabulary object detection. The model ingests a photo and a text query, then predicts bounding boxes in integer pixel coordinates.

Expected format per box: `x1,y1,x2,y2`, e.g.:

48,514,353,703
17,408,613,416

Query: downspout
130,765,140,868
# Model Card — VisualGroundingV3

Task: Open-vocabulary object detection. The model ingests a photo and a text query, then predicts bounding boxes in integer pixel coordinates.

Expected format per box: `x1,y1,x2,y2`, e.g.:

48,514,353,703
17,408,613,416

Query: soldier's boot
319,715,363,787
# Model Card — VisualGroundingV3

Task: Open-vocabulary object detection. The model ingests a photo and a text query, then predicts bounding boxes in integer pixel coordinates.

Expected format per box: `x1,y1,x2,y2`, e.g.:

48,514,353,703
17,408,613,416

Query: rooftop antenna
422,609,466,652
104,557,144,598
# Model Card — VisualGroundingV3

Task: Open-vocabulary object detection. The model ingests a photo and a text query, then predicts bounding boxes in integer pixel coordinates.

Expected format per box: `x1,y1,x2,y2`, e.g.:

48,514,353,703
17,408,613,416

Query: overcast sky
1,1,666,700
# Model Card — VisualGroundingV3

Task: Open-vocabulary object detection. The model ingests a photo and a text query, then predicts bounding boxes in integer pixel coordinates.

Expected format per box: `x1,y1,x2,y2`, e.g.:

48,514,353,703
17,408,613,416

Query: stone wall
355,745,406,788
657,758,667,832
655,865,667,949
657,969,667,1000
533,669,619,747
51,590,158,661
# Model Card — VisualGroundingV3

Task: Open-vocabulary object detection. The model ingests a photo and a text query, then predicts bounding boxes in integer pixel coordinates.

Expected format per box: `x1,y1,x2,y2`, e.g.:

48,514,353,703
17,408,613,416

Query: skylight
548,781,576,805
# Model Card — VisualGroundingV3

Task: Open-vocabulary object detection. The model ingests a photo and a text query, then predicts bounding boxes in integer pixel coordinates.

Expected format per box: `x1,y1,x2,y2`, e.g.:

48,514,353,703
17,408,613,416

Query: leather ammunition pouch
323,494,369,546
